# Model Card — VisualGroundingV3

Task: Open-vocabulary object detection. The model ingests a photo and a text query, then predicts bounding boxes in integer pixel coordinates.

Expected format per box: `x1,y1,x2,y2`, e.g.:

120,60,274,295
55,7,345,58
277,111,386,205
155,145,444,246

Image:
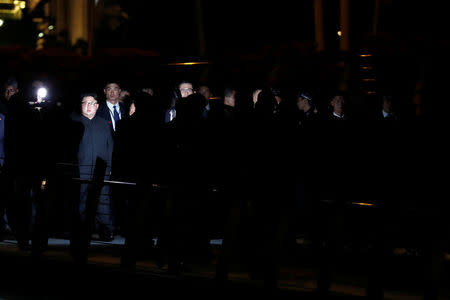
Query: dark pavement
1,236,450,300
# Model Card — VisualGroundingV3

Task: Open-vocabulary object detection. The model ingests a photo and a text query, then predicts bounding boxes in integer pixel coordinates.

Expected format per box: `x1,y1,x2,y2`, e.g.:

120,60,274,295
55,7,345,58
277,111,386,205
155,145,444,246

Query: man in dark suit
95,81,129,235
72,92,114,242
96,81,128,135
328,91,348,120
0,110,8,240
379,95,398,121
2,79,61,251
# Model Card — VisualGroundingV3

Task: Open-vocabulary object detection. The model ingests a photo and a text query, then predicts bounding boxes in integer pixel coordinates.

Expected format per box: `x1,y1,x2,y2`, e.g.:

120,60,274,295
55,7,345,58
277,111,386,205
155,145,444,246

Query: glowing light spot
37,87,47,99
351,202,375,207
167,62,209,66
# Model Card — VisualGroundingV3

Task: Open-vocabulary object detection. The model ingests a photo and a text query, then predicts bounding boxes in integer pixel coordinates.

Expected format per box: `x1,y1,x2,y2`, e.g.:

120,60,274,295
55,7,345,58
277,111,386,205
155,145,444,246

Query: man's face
104,83,121,103
297,97,308,111
331,96,345,112
142,88,154,96
225,90,237,107
81,96,99,119
179,83,194,98
383,99,392,113
198,86,211,101
4,85,18,101
252,89,262,105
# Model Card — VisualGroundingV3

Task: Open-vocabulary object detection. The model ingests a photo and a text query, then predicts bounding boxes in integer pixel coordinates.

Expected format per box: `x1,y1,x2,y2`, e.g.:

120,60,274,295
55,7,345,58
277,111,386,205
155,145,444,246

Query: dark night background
1,0,449,119
0,1,448,121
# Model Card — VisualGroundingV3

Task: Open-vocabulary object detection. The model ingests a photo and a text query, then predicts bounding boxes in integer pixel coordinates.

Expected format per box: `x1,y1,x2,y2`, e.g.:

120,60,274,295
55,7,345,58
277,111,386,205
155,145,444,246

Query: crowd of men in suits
0,75,423,282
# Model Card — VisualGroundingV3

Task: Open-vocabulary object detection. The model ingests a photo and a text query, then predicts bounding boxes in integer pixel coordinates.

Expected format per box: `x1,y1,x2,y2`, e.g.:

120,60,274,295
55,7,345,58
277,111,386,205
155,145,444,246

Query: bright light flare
37,87,47,99
41,179,47,191
167,62,209,66
351,202,375,207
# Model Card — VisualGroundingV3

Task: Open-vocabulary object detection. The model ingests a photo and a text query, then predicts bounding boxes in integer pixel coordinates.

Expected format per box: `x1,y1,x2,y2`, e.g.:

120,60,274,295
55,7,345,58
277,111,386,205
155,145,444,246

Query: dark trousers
8,173,45,248
0,165,11,235
78,164,113,234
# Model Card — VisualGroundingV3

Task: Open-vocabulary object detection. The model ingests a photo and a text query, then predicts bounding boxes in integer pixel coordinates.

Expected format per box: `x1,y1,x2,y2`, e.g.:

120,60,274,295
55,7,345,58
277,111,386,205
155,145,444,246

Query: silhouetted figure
378,95,398,121
1,80,28,246
0,110,9,240
164,81,195,124
163,92,214,274
291,89,323,244
3,80,59,252
223,87,238,122
198,84,212,119
112,91,169,267
224,89,294,290
295,89,321,127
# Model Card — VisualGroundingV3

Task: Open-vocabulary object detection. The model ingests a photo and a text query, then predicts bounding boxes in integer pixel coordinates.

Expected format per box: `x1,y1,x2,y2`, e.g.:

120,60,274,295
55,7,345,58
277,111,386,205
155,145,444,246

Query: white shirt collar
106,100,120,113
333,111,344,118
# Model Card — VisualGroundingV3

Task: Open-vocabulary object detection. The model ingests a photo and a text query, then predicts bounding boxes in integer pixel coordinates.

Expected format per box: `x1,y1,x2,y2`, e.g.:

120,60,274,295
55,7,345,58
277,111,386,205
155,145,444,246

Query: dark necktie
113,105,120,122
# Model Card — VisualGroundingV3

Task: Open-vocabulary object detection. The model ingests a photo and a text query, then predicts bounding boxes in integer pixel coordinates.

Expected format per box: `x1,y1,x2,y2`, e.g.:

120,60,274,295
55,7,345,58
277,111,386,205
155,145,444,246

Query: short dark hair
104,81,121,89
329,90,347,103
178,80,195,90
382,95,393,103
270,88,282,97
331,90,347,98
80,92,98,101
4,77,18,88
